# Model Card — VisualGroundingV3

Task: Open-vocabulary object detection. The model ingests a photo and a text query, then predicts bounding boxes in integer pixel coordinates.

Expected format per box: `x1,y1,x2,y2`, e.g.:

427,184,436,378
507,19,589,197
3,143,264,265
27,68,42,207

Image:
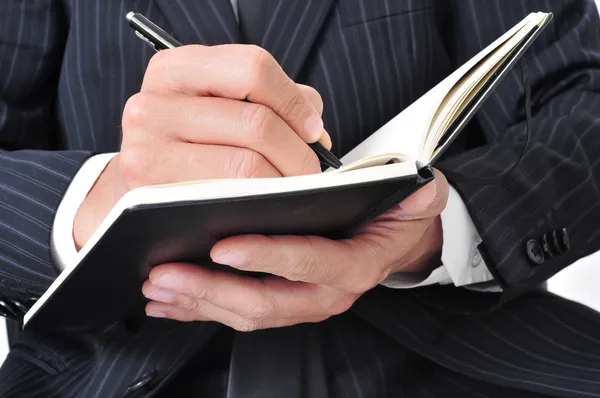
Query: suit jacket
1,0,600,397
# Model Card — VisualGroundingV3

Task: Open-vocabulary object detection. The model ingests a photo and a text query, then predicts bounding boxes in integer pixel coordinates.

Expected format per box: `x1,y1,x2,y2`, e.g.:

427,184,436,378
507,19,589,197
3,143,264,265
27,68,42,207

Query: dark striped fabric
1,0,600,397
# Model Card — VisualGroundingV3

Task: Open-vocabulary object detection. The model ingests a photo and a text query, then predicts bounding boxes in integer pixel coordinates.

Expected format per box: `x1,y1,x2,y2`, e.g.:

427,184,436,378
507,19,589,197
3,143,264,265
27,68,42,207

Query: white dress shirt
52,0,495,289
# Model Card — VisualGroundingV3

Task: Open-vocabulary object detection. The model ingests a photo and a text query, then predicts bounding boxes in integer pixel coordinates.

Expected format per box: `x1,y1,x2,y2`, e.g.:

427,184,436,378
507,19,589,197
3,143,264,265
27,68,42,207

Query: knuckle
295,254,319,280
189,284,215,303
279,91,305,118
245,298,276,320
342,246,385,294
290,238,321,280
277,89,315,129
330,297,354,316
344,271,384,294
351,279,374,295
349,270,382,294
245,104,276,145
319,293,353,316
305,86,323,112
117,145,151,187
365,238,389,266
122,93,151,129
246,45,273,82
147,50,171,74
174,296,203,313
226,149,265,179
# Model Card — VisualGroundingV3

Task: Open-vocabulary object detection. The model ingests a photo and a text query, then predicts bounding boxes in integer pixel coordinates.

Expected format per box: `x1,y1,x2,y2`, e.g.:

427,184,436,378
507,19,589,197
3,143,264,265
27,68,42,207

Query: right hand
73,45,331,250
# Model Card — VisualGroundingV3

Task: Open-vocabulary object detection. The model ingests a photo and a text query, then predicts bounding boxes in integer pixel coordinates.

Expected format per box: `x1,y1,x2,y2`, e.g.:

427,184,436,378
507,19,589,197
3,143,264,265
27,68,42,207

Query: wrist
394,216,443,275
73,155,125,250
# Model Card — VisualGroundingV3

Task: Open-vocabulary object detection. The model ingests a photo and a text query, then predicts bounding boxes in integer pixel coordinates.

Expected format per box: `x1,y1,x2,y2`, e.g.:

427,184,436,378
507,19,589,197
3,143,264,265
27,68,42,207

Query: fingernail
152,272,182,290
426,179,437,207
211,250,246,267
304,116,324,143
144,287,175,303
319,130,333,150
147,311,167,319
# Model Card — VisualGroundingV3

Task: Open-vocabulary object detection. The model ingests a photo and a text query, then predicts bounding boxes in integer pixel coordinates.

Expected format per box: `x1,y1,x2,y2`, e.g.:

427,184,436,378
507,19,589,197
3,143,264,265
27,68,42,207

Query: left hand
142,170,449,331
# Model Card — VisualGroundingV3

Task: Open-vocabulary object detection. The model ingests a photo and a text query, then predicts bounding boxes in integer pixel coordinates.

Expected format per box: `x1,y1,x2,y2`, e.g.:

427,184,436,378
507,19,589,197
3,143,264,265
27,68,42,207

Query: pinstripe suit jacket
1,0,600,397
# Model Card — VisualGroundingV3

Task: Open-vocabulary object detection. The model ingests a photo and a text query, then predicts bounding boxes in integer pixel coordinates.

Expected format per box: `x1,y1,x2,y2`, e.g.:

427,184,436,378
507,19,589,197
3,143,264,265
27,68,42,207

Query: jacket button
10,300,28,315
0,299,18,319
0,298,18,320
124,369,157,397
526,239,545,264
540,234,555,258
557,228,570,253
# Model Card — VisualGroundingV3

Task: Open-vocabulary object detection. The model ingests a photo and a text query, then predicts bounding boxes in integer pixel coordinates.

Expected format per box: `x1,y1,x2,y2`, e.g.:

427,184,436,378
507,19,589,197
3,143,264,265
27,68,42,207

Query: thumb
397,168,449,219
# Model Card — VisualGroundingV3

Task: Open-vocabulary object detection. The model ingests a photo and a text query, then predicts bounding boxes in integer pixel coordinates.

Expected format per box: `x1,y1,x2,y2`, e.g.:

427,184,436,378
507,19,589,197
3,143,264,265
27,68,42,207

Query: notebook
24,12,552,330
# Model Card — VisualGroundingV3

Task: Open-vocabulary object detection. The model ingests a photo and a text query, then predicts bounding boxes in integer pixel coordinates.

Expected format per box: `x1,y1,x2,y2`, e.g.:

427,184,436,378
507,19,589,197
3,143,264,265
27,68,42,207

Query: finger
145,300,326,331
297,84,323,115
297,84,332,149
146,299,211,322
394,168,449,220
118,142,281,187
141,45,327,144
210,235,384,293
145,264,352,319
123,93,320,176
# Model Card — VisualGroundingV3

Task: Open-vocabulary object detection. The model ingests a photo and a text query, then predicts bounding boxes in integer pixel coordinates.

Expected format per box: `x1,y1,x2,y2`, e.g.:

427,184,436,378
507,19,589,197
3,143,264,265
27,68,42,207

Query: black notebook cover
25,165,434,331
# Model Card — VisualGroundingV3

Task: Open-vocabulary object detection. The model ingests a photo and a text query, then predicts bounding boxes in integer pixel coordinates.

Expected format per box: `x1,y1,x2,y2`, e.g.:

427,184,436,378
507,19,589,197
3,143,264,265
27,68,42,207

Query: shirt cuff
51,153,118,271
380,185,495,289
439,185,494,286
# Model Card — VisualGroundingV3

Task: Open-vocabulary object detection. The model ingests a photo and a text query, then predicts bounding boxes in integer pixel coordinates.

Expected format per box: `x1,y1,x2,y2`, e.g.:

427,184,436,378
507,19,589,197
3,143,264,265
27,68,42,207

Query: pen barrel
126,12,182,50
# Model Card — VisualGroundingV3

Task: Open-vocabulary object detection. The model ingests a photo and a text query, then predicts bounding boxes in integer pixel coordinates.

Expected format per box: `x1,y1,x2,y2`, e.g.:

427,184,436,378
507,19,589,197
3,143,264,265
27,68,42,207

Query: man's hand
73,45,331,249
142,171,449,331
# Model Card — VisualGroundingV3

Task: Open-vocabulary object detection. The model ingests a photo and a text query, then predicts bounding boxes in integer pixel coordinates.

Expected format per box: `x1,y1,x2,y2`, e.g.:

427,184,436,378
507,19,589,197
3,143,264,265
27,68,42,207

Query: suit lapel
259,0,335,80
154,0,241,45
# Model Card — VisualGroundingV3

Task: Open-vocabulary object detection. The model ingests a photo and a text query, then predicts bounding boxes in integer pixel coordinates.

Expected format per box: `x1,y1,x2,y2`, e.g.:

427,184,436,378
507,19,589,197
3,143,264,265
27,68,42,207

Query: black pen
126,12,343,170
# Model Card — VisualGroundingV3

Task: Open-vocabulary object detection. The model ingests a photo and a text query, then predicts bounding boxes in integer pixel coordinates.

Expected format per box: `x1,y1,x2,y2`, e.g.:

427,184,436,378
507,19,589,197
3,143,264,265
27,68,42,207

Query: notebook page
424,18,543,155
339,86,447,165
424,38,521,156
438,50,513,140
338,13,537,166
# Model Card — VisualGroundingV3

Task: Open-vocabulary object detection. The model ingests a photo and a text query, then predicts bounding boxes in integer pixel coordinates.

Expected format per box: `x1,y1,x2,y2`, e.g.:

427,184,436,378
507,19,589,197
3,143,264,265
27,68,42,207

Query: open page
423,12,550,159
338,12,538,166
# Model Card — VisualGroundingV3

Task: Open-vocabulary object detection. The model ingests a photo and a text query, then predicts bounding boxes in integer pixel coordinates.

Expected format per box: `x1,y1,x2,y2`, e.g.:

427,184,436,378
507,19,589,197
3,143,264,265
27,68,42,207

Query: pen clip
134,30,158,52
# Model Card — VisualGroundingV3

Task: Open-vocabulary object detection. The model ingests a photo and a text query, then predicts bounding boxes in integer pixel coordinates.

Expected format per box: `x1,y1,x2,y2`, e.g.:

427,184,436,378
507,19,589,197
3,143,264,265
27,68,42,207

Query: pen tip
126,11,135,22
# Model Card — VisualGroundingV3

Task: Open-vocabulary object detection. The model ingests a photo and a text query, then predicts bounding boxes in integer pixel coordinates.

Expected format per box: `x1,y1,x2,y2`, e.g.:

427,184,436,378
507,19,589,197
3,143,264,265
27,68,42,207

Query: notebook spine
416,161,435,183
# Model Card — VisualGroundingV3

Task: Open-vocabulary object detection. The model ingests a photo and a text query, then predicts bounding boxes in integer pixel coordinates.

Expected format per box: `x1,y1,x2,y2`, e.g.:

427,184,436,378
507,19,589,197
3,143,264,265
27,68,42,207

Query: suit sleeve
0,1,94,304
436,0,600,291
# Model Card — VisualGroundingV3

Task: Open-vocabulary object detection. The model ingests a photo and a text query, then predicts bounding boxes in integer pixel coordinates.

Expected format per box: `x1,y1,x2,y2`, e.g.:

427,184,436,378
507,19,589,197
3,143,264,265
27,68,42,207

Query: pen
126,12,343,170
